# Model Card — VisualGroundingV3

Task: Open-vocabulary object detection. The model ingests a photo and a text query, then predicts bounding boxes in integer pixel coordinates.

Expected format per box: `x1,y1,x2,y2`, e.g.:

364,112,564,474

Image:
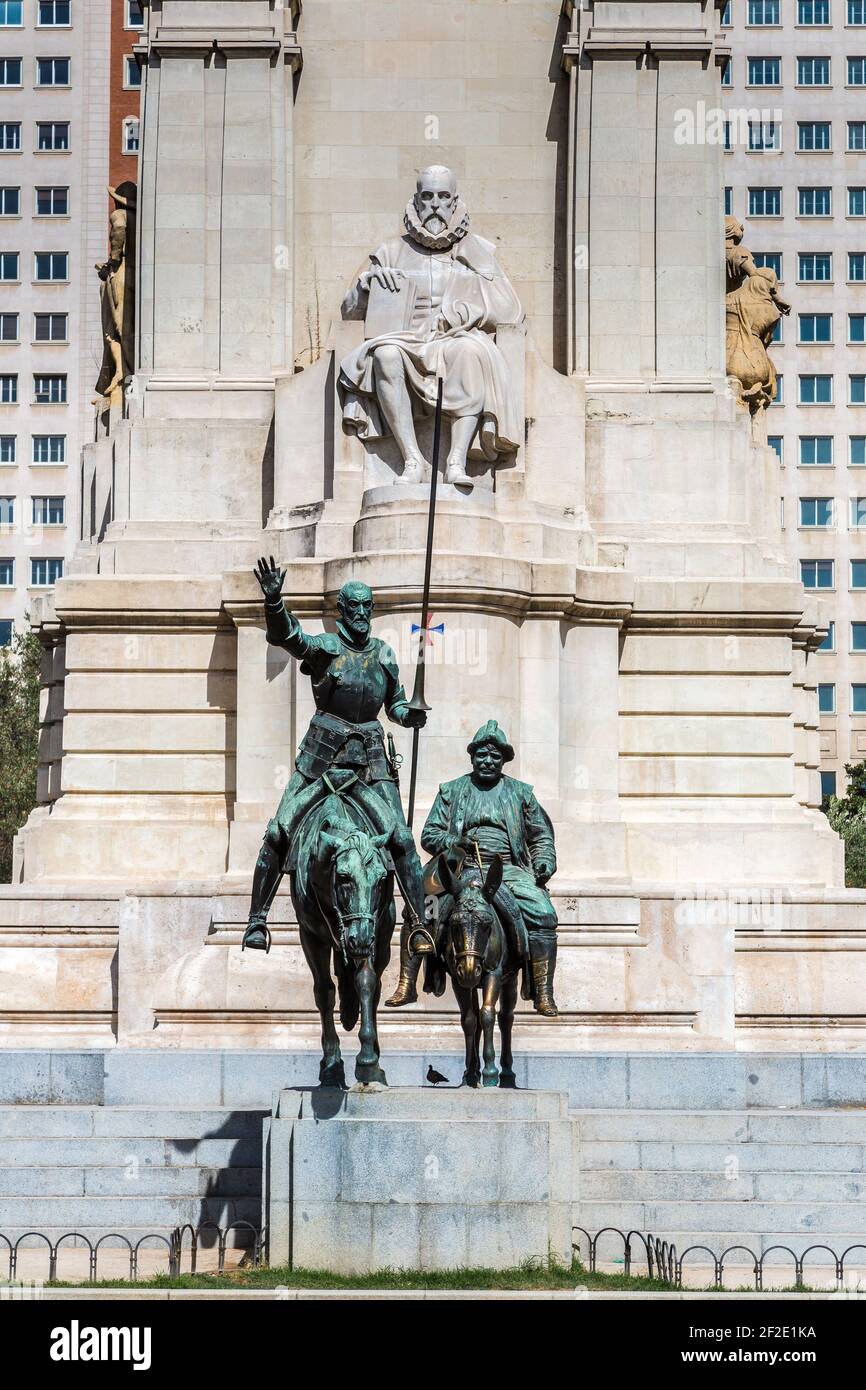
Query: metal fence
0,1222,264,1283
1,1223,864,1288
573,1226,866,1291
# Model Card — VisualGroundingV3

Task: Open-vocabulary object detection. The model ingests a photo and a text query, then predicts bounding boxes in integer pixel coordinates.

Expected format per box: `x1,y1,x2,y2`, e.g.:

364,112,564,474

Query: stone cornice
139,25,302,70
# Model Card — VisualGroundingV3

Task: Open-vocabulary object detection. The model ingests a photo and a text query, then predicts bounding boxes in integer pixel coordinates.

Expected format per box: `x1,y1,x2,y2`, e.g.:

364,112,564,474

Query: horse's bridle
326,838,383,964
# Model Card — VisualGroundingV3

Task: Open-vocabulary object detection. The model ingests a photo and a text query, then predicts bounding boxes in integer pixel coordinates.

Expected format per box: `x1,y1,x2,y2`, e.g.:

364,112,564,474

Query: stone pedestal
264,1087,578,1273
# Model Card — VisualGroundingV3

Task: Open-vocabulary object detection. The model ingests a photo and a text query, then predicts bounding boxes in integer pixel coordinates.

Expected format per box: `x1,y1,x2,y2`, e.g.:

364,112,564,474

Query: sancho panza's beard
403,196,470,252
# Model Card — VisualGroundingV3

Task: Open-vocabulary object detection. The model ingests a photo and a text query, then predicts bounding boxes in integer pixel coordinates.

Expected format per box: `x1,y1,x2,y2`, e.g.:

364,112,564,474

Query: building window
854,560,866,588
749,0,780,19
34,252,68,282
36,57,70,87
853,686,866,712
849,252,866,281
0,123,21,152
798,56,831,84
0,558,14,586
819,623,836,653
122,117,140,155
0,253,19,283
35,186,69,217
0,314,18,344
850,188,866,217
754,251,783,278
32,434,65,464
799,252,832,280
33,312,67,343
852,497,866,526
800,435,834,465
820,770,837,801
800,497,835,526
849,120,866,149
851,0,866,18
0,436,15,463
0,187,19,216
799,121,832,150
0,619,12,647
37,122,69,152
851,374,866,402
724,186,733,216
748,121,780,150
801,559,835,587
773,374,784,403
0,375,18,404
748,56,781,84
851,314,866,342
853,622,866,649
799,374,834,403
0,2,23,25
33,374,66,405
849,57,866,83
124,56,141,90
801,0,831,18
800,313,833,342
852,436,866,463
0,496,13,525
721,0,732,22
126,0,144,25
818,683,836,713
749,186,782,216
37,1,71,24
799,186,832,216
721,57,732,86
30,557,62,587
768,435,783,460
0,58,23,87
32,495,64,525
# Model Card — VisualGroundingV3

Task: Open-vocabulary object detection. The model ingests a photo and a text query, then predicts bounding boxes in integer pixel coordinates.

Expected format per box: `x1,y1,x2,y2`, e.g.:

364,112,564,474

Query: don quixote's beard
403,196,470,252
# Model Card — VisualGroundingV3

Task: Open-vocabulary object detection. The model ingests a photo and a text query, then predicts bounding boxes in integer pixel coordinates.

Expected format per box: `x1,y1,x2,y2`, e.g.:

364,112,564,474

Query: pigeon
426,1065,450,1086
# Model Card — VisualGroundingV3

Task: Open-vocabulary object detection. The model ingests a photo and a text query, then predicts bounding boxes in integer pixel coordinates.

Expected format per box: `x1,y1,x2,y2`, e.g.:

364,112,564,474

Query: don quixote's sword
406,362,445,829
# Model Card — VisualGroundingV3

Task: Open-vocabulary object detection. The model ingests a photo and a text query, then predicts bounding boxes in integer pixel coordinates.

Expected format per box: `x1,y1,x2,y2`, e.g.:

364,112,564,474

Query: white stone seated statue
338,165,524,489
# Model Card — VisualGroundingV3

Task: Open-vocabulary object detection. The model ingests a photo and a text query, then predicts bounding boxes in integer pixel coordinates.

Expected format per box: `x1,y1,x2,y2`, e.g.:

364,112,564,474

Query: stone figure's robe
339,232,524,462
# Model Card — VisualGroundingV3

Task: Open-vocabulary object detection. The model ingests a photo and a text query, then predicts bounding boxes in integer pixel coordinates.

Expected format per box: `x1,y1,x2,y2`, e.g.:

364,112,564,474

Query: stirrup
242,919,272,955
407,924,436,957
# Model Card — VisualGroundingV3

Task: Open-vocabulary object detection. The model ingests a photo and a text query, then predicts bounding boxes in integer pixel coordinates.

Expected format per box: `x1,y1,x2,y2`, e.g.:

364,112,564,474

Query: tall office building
0,0,118,650
724,0,866,799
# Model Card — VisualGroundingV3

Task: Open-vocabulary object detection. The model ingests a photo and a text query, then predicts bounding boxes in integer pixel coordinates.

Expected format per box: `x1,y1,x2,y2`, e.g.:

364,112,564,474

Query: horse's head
319,821,391,960
439,853,503,990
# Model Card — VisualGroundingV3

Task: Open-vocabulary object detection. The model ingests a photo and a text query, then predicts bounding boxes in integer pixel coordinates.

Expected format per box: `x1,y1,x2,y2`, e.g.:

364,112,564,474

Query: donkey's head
439,853,503,989
319,820,391,960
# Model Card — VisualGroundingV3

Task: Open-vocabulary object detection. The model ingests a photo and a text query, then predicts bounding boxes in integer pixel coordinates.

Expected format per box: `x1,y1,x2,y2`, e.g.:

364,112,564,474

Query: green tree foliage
825,759,866,888
0,628,41,882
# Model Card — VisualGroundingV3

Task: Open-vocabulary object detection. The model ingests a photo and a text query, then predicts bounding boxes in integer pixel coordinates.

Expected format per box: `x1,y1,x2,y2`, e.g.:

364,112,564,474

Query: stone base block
264,1087,578,1273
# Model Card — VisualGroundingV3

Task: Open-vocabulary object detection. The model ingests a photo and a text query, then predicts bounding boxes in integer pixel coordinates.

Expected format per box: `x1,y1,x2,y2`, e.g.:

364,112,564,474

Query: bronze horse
433,853,523,1088
255,770,398,1087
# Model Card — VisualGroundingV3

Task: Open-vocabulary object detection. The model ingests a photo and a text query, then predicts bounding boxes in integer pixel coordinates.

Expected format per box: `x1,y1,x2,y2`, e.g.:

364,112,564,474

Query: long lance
406,370,445,829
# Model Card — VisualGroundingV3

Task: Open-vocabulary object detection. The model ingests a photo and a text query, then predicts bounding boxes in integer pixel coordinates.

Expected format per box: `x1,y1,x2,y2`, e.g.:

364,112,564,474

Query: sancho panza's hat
467,719,514,763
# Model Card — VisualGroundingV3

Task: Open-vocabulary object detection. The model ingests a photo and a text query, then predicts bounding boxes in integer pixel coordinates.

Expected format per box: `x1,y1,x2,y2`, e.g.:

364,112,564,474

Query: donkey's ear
319,829,342,860
482,854,503,903
438,852,459,898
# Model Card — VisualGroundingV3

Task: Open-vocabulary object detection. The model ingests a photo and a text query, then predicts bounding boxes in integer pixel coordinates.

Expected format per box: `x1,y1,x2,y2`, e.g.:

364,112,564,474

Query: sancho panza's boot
529,928,559,1017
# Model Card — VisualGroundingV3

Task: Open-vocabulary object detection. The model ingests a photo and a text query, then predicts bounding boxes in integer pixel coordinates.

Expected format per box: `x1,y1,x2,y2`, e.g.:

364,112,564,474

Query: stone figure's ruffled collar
403,197,470,252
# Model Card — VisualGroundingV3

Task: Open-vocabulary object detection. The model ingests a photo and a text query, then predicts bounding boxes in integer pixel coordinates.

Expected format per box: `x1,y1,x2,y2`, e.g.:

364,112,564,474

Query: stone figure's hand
534,860,554,887
363,266,406,294
403,707,427,730
254,555,286,603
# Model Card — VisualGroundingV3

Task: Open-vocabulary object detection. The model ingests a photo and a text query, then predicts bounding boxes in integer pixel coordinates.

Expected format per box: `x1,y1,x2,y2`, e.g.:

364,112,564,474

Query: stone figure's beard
403,196,470,251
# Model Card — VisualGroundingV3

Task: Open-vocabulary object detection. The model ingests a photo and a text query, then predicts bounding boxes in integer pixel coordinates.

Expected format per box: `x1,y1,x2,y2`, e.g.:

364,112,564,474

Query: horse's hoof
499,1070,517,1089
355,1064,387,1087
319,1059,346,1089
461,1072,480,1089
482,1071,499,1088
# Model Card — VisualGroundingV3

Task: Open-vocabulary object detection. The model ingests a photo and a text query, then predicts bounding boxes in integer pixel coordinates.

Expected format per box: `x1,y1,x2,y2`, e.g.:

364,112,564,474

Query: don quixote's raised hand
254,555,286,603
